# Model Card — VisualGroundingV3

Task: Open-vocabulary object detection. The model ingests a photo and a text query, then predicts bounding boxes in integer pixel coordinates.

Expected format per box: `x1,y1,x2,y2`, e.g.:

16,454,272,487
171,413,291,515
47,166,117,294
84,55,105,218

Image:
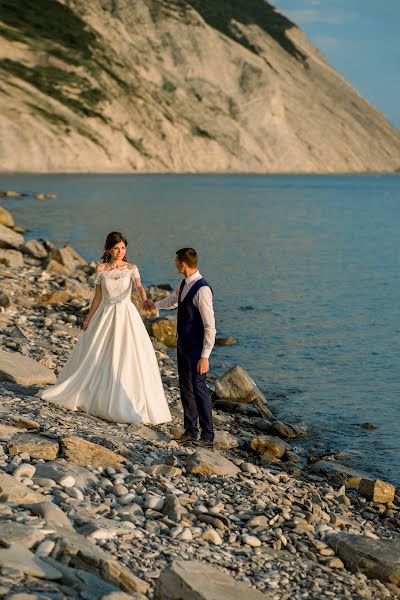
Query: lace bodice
95,266,140,305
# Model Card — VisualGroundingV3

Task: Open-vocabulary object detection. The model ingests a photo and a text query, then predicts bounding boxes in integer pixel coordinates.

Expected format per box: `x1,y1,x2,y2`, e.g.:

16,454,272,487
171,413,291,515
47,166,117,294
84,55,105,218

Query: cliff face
0,0,399,173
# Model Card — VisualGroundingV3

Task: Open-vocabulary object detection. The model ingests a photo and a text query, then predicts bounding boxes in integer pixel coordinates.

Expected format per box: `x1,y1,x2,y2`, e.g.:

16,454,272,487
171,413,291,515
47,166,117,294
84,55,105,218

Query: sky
271,0,400,130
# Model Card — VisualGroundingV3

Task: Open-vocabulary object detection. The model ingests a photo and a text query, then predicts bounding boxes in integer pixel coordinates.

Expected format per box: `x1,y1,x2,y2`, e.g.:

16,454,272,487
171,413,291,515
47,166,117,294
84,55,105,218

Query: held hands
197,357,209,375
142,299,156,312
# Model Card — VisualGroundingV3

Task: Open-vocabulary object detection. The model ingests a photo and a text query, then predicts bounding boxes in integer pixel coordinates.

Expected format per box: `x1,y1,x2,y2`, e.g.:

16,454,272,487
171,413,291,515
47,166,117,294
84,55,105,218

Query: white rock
35,540,56,556
242,535,262,547
202,529,223,545
179,528,193,541
13,464,36,479
145,493,165,511
59,475,75,488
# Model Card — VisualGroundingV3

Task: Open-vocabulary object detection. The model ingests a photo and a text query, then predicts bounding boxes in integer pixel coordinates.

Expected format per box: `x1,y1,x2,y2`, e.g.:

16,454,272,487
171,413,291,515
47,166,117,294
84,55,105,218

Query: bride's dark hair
102,231,128,263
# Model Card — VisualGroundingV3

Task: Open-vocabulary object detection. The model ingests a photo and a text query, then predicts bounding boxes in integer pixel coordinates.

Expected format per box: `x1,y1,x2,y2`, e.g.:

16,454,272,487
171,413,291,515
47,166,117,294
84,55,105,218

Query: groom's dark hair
176,247,198,268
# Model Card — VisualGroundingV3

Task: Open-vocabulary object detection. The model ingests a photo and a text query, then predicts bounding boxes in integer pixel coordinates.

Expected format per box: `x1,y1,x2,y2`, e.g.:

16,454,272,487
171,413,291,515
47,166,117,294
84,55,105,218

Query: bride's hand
81,318,90,331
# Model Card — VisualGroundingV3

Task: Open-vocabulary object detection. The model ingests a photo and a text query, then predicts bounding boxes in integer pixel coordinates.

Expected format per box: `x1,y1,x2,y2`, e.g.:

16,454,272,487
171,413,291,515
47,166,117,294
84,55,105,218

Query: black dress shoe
194,438,214,449
179,432,198,445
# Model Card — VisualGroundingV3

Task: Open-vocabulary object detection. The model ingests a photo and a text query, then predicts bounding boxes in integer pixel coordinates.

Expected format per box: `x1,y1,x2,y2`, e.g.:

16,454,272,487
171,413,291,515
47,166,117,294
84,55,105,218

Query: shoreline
0,201,399,598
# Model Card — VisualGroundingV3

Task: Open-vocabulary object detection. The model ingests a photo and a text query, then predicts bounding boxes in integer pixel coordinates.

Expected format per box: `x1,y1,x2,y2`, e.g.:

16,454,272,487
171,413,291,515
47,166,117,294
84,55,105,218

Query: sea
1,173,399,486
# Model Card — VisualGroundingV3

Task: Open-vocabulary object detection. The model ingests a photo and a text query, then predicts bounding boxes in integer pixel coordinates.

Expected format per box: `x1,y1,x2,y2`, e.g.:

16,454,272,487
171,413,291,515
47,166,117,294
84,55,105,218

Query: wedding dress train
38,266,171,425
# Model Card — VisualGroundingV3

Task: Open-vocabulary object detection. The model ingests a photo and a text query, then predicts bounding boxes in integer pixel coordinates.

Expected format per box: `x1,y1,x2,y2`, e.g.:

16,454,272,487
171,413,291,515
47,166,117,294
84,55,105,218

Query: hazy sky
272,0,400,129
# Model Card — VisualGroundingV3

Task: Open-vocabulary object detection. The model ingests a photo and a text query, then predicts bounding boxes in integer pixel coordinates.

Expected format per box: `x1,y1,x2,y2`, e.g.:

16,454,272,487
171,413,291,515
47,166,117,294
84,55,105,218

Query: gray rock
329,533,400,585
0,349,56,386
154,560,272,599
22,501,73,529
310,460,370,489
0,249,24,268
0,543,62,579
127,423,171,443
186,449,240,477
0,473,48,504
215,366,272,417
34,459,98,489
0,522,48,548
22,239,49,259
0,223,24,249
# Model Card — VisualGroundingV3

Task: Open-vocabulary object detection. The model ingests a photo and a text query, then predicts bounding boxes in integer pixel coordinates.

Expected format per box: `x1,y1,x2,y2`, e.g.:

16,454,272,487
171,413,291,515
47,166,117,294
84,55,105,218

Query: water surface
1,173,399,484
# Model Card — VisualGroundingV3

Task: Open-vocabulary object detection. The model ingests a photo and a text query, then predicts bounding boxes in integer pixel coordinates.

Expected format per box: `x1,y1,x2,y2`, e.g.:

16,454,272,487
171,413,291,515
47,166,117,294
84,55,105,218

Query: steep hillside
0,0,399,172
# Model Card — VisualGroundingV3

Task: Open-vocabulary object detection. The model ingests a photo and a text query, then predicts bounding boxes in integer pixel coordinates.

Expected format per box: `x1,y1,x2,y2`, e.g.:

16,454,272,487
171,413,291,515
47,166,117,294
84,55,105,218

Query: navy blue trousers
177,343,214,442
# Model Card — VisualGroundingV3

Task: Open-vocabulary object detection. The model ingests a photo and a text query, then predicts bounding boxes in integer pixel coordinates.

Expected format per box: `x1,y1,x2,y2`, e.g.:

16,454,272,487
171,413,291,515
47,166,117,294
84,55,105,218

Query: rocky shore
0,202,399,599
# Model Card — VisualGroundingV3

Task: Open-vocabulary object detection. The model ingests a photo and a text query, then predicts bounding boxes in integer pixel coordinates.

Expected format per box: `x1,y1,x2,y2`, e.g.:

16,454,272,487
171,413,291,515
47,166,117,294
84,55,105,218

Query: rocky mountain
0,0,399,173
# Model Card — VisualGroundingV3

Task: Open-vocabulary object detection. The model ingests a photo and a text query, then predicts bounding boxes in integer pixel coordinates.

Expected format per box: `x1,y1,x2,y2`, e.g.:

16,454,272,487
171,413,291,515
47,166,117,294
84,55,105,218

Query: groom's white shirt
154,271,216,358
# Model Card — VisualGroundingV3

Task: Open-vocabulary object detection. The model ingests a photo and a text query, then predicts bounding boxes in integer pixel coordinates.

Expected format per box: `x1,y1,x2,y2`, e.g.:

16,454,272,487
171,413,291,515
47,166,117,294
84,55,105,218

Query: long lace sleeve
131,266,142,292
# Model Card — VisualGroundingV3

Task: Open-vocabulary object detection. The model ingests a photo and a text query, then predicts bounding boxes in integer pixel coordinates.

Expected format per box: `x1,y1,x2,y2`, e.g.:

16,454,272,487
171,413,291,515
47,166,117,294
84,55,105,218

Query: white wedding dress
38,265,171,425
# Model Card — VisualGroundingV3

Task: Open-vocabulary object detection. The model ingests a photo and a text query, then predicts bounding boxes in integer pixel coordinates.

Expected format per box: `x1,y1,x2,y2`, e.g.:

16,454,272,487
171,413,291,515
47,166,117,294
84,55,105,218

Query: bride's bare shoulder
95,263,108,272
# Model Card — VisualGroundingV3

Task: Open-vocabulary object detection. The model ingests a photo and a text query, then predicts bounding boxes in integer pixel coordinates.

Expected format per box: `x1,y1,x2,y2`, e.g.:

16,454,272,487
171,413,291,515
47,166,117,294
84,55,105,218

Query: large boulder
48,245,87,274
329,533,400,586
215,366,272,417
186,448,240,477
310,460,370,489
34,459,98,490
148,316,177,347
22,239,49,259
250,435,290,459
0,248,24,268
358,478,395,503
0,473,48,504
7,432,60,460
48,526,149,594
154,560,272,600
0,222,24,249
0,349,56,385
0,206,15,227
61,436,125,469
0,543,62,580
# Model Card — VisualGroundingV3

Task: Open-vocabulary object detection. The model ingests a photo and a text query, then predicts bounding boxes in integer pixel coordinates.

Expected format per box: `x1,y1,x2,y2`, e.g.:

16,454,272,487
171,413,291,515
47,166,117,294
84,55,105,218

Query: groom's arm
154,286,179,310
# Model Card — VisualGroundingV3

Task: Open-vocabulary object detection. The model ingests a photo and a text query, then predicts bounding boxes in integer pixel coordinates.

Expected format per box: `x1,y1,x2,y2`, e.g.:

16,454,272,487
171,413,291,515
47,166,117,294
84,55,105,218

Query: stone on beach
329,533,400,586
215,365,272,418
358,478,395,504
310,460,371,489
250,435,290,458
0,473,48,504
0,206,15,227
0,543,62,580
0,249,24,268
61,436,125,468
213,430,239,449
23,501,73,529
0,349,56,386
186,448,240,477
22,238,49,259
49,246,87,273
34,460,98,489
154,560,272,599
0,223,24,249
148,316,177,347
8,432,59,460
0,521,48,548
49,526,149,594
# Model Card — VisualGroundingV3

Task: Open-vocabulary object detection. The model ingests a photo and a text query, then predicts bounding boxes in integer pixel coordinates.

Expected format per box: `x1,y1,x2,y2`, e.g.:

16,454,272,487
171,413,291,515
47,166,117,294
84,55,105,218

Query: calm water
1,173,399,485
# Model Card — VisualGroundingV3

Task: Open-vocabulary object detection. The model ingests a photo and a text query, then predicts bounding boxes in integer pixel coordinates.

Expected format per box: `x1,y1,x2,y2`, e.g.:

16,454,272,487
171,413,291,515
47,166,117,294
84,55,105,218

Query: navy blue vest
177,278,212,353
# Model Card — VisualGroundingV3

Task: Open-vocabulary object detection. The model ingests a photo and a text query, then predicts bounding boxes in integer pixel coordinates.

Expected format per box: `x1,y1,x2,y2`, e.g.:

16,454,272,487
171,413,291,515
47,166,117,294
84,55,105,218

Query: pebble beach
0,198,399,600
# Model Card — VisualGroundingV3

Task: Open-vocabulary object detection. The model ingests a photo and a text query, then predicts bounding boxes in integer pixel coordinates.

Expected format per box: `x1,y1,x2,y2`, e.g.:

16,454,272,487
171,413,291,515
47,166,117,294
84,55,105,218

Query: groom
145,248,215,447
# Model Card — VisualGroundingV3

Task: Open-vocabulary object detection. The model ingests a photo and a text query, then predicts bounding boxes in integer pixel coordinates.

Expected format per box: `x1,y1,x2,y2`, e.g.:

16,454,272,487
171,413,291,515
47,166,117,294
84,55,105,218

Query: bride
37,231,171,425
